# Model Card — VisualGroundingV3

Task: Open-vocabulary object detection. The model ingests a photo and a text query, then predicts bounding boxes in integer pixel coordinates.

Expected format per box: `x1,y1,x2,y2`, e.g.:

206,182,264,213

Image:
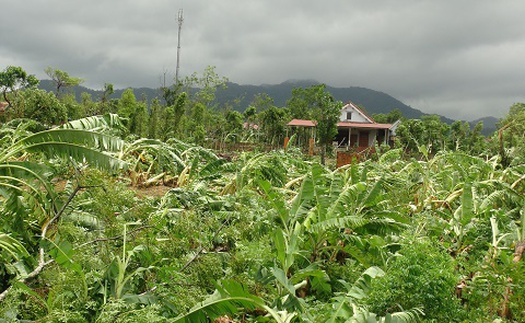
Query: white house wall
340,106,370,123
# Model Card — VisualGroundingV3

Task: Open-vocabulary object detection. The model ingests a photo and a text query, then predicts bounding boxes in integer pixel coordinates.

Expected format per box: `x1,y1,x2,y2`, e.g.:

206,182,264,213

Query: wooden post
348,127,351,149
308,137,314,156
284,137,289,149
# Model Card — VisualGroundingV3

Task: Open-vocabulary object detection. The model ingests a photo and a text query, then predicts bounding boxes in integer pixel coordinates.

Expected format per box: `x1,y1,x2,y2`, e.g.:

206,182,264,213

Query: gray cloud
2,0,525,120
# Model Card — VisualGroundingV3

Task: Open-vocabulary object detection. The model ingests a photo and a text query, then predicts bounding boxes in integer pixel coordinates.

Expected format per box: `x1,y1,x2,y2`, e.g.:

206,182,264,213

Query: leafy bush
367,238,466,322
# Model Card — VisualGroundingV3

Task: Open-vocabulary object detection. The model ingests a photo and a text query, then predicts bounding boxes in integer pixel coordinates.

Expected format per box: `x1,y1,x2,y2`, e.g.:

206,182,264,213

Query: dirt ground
53,179,173,198
132,184,173,198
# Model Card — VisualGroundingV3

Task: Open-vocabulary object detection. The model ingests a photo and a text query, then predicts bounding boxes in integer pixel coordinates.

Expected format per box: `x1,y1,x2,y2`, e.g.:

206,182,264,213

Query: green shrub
367,238,465,322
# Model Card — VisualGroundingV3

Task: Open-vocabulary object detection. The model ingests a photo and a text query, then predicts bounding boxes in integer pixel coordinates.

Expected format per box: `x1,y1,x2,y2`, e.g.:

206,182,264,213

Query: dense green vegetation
38,78,428,121
1,65,525,322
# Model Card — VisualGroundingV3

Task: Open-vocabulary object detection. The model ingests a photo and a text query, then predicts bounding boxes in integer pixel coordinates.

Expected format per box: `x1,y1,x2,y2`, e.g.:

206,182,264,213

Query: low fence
336,147,376,167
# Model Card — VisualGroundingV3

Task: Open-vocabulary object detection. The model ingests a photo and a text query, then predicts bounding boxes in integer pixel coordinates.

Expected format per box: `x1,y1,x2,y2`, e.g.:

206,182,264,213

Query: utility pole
175,9,184,85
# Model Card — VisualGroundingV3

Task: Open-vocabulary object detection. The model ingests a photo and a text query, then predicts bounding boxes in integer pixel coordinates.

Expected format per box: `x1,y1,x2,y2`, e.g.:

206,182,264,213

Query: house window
346,111,352,120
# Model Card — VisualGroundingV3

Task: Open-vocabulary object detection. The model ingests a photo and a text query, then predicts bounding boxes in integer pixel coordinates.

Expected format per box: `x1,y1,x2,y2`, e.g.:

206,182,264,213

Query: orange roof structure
337,121,392,129
288,119,393,130
287,119,317,127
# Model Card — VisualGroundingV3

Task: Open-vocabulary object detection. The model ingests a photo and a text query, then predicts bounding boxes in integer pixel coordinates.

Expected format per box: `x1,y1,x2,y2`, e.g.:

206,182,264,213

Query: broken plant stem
0,184,91,303
180,219,229,272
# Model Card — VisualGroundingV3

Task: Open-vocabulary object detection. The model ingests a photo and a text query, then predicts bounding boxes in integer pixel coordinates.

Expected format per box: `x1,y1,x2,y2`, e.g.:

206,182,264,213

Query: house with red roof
287,101,399,153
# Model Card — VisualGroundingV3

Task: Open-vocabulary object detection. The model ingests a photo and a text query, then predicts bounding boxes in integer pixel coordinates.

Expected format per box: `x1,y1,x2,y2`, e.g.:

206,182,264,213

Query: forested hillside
39,75,502,136
38,76,497,137
215,80,434,119
2,65,524,322
38,79,452,122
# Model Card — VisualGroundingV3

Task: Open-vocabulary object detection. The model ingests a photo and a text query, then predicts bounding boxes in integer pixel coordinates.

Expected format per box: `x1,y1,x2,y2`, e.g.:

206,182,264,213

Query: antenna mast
175,8,184,84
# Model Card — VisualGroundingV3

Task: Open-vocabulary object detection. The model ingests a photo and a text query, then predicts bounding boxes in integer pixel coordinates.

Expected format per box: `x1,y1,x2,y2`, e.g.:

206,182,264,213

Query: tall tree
448,120,486,155
396,115,449,157
130,100,149,137
449,120,470,151
117,88,148,136
178,66,228,143
183,65,228,107
188,102,206,145
149,98,162,139
250,93,275,113
224,110,244,142
286,86,316,120
161,82,183,107
497,102,525,166
259,106,289,146
16,88,67,125
63,92,85,120
0,66,39,108
243,106,257,123
467,121,486,155
372,108,404,123
98,83,115,114
309,84,342,165
419,115,449,153
161,92,187,140
286,84,341,159
171,92,187,137
117,88,137,120
287,84,342,164
44,67,83,97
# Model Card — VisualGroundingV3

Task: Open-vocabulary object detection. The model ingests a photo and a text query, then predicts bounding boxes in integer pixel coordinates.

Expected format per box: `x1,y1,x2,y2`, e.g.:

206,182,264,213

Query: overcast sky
2,1,525,120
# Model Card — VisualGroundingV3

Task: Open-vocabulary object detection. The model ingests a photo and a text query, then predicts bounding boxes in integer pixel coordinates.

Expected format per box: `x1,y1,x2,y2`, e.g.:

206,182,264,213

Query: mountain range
38,79,499,135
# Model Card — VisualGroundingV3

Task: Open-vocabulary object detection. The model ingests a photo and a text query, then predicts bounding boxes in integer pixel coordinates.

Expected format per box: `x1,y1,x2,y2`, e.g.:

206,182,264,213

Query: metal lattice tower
175,9,184,84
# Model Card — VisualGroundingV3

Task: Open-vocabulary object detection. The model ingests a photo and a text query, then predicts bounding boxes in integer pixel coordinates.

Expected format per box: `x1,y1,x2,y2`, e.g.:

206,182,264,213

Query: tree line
1,64,523,164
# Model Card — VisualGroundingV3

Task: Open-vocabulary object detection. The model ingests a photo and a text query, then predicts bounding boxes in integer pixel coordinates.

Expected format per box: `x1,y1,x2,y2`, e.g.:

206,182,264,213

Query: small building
287,101,399,152
335,102,397,151
243,122,259,130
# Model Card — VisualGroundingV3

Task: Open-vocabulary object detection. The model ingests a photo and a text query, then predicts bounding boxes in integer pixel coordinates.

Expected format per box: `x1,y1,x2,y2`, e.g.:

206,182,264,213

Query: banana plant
58,113,128,136
221,150,309,196
0,115,128,302
300,163,408,266
255,176,325,314
120,138,186,186
100,222,157,303
174,279,296,323
253,161,409,315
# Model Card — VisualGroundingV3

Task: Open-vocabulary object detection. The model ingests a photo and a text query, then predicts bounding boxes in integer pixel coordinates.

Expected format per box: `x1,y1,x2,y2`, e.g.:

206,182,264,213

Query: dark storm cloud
2,0,525,120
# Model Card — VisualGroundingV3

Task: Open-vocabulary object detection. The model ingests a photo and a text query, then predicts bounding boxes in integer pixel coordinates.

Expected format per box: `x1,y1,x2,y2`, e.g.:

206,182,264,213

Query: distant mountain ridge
38,79,498,134
470,116,499,135
215,80,437,121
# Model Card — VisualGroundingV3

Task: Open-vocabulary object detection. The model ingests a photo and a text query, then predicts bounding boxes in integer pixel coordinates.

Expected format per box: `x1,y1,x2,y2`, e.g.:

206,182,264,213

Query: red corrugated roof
288,119,392,130
337,121,392,129
287,119,317,127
